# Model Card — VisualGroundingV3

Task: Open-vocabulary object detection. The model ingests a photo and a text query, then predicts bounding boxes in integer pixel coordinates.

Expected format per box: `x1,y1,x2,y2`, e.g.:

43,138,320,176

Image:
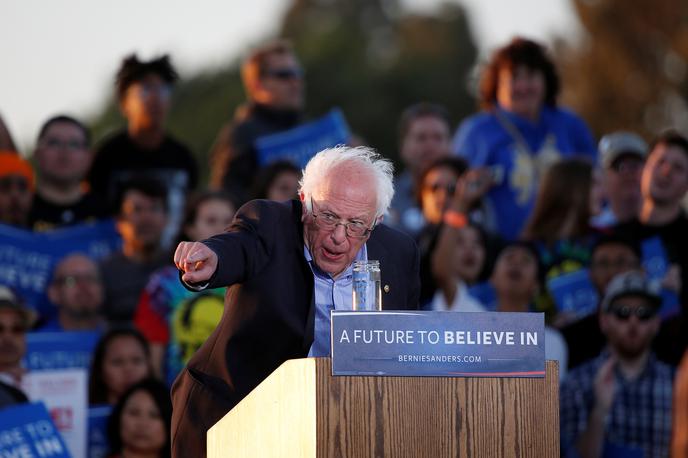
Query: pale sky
0,0,581,152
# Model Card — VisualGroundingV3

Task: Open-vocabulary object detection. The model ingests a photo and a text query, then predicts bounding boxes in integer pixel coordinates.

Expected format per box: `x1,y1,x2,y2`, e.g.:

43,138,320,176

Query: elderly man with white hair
172,146,420,456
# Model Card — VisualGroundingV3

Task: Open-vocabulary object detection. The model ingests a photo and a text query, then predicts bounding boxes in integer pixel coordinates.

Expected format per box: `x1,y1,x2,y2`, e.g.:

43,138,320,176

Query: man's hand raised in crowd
174,242,218,285
450,168,494,214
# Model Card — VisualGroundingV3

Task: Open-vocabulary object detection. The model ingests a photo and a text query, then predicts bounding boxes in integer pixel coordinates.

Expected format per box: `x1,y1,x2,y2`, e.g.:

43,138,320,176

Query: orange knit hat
0,151,34,190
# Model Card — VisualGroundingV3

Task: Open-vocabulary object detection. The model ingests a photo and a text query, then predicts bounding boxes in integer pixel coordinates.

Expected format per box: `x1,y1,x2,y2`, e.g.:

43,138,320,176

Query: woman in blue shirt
453,37,596,240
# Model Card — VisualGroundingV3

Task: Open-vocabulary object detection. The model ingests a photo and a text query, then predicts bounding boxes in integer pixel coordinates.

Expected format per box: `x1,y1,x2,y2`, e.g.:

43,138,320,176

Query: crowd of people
1,35,688,457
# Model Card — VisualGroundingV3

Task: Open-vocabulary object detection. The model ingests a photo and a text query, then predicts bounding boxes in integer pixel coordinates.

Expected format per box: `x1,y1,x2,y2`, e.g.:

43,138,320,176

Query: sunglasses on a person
607,303,657,321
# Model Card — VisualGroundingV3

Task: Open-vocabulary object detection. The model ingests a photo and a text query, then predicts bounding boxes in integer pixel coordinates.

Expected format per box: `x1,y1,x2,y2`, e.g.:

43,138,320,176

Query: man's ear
299,192,307,221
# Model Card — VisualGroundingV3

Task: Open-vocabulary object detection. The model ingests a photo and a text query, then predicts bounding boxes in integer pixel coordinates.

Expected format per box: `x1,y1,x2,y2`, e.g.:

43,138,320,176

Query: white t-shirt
431,282,486,313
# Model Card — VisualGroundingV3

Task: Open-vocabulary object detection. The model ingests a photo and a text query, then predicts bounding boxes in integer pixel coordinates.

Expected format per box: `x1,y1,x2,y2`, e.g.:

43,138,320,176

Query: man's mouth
322,247,344,261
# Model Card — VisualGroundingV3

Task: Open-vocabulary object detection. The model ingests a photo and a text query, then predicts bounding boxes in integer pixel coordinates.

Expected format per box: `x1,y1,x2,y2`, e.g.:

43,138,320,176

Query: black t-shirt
210,103,301,205
89,131,198,203
28,192,109,231
615,214,688,366
614,213,688,305
100,251,170,326
561,313,606,370
89,131,198,245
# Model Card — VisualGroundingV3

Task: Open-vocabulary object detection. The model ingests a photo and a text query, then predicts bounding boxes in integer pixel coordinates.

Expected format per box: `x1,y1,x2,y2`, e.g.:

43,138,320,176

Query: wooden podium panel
208,358,559,457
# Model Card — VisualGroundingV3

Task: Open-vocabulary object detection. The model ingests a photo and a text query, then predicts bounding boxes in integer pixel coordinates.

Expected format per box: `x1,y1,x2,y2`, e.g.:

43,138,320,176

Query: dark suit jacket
171,199,420,457
0,380,28,410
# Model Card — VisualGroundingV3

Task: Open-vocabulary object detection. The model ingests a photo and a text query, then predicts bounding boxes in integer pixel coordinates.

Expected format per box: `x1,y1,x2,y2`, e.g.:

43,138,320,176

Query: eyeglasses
427,183,456,195
130,82,172,99
0,176,30,193
41,138,87,151
310,198,375,238
262,67,304,81
54,274,100,288
607,304,657,321
609,158,644,174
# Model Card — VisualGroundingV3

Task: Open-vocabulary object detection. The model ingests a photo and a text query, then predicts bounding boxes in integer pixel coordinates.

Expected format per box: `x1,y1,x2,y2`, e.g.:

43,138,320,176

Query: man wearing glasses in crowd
560,270,674,458
172,146,420,457
29,115,108,231
210,39,306,205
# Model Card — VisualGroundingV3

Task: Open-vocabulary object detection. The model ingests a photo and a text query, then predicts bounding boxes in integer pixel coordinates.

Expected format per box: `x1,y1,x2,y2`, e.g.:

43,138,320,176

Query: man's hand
593,356,617,415
174,242,218,284
662,263,681,293
451,168,493,213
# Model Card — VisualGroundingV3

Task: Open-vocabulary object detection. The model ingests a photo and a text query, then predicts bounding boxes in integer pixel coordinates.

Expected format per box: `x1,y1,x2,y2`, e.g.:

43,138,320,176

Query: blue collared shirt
305,244,368,357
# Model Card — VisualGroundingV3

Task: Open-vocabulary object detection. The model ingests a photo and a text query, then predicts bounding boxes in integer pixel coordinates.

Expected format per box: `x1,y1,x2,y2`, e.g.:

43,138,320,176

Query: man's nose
330,224,348,244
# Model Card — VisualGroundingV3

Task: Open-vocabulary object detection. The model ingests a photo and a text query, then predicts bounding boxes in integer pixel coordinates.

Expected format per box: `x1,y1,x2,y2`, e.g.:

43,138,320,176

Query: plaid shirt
560,349,675,458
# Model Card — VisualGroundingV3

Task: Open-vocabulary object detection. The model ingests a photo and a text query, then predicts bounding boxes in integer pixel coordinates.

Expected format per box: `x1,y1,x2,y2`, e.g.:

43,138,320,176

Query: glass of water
352,260,382,311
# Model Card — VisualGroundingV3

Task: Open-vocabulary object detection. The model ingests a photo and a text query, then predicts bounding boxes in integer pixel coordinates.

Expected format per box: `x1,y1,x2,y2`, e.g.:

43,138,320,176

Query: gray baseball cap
598,131,648,169
601,270,661,312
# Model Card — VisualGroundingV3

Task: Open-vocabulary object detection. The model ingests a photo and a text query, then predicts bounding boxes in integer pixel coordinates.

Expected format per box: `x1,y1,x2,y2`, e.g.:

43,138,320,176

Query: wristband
443,210,468,229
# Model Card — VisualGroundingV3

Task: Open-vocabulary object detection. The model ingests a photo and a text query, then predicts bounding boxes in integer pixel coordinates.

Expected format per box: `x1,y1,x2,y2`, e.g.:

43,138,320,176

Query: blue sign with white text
24,331,101,371
0,402,71,457
256,108,351,167
548,268,599,320
331,311,545,377
0,220,121,321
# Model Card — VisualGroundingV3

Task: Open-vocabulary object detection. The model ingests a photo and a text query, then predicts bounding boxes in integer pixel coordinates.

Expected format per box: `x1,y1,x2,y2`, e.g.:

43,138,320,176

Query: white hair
299,145,395,217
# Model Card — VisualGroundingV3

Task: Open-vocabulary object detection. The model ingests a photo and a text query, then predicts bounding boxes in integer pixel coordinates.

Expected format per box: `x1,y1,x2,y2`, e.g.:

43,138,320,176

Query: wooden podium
208,358,559,457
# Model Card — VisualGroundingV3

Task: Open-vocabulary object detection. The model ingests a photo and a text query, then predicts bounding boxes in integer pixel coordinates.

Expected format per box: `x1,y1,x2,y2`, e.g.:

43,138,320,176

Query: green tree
557,0,688,140
90,0,478,185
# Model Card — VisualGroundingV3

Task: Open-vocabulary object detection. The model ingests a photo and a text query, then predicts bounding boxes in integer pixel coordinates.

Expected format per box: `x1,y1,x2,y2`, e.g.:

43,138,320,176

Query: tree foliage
557,0,688,140
90,0,478,185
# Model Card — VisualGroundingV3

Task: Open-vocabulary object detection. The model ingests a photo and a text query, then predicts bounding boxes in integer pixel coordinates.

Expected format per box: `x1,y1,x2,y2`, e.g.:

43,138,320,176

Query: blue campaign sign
255,108,351,167
640,236,680,319
0,220,121,321
467,282,497,311
641,236,668,279
87,405,111,458
547,268,599,320
0,402,71,457
331,311,545,377
24,331,101,371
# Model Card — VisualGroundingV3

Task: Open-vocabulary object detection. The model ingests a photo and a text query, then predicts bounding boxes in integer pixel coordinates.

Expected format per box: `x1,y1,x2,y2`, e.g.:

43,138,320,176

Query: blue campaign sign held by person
641,236,669,279
640,236,680,318
87,405,111,458
331,310,545,377
0,220,121,321
0,402,71,457
24,331,101,371
547,268,599,320
255,109,351,168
